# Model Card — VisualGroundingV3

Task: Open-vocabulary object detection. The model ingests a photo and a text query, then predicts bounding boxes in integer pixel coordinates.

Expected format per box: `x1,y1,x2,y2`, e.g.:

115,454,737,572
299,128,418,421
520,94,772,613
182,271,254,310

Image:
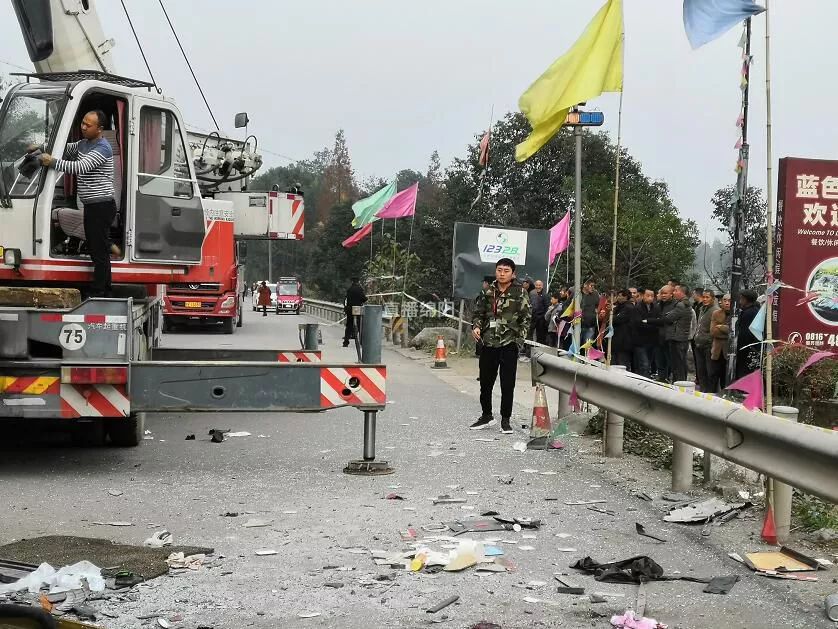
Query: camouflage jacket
472,281,532,348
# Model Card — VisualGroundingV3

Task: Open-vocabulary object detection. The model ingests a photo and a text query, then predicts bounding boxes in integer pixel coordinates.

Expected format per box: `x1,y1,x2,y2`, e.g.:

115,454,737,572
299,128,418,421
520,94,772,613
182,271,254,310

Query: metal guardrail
531,350,838,505
302,298,345,322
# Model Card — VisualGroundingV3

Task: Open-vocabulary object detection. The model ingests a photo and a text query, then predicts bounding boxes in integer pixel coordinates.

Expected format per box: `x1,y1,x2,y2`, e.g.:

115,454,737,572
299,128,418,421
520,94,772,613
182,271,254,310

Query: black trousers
479,343,519,419
83,199,116,296
669,340,689,383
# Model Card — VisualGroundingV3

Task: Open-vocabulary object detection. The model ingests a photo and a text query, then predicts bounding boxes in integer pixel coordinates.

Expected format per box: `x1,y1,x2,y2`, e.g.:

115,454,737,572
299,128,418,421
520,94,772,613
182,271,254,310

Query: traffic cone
432,335,448,369
761,483,778,545
526,384,553,450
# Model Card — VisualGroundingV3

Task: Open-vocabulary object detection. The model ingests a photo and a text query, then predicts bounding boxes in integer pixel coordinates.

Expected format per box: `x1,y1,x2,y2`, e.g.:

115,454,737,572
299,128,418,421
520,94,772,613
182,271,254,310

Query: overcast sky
0,1,833,241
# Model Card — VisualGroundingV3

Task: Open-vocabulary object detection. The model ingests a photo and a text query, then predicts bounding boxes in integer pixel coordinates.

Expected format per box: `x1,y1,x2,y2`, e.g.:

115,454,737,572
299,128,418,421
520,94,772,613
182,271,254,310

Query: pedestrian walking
708,294,732,393
580,279,600,344
470,258,531,434
529,280,549,346
343,277,367,347
38,110,116,297
633,288,661,379
257,281,272,317
610,289,635,368
694,289,719,391
735,289,761,379
664,284,692,383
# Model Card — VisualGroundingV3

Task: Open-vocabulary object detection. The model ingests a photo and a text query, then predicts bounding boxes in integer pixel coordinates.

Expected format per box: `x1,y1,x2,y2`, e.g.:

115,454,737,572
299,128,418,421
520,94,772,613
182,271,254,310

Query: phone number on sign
482,245,519,255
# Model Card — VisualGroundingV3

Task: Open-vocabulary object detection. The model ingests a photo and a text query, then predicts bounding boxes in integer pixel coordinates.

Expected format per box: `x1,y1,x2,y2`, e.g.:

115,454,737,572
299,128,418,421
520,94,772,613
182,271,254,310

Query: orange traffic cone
761,482,778,545
526,384,553,449
432,335,449,369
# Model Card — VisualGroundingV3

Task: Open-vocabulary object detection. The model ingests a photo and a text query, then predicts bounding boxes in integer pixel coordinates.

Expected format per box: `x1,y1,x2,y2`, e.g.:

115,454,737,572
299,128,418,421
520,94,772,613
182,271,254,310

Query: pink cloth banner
726,369,763,411
796,351,836,377
376,182,418,219
549,212,571,264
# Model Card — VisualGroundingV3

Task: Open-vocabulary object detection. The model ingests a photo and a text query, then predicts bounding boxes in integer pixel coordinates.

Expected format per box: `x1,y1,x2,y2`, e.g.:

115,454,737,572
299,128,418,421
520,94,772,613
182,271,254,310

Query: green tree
710,185,767,291
316,130,356,225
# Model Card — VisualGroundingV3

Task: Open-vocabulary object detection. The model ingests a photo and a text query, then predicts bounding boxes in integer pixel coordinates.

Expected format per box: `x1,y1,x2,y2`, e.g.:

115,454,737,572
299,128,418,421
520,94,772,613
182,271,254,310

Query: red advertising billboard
775,157,838,351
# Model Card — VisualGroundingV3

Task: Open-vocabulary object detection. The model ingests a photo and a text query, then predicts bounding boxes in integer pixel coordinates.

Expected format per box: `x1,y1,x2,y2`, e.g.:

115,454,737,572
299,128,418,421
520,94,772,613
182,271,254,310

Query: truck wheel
71,419,106,447
107,412,144,447
222,316,235,334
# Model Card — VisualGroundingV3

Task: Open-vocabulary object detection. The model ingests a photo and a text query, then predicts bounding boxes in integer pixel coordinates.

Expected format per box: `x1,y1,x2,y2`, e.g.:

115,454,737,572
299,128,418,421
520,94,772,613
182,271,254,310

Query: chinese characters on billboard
775,157,838,351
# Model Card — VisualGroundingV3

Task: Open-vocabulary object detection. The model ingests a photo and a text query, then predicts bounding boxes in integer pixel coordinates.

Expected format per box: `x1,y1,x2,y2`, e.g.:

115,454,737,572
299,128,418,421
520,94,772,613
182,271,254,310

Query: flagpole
606,88,625,369
402,213,416,298
392,219,398,288
763,0,775,416
471,106,494,213
548,253,563,288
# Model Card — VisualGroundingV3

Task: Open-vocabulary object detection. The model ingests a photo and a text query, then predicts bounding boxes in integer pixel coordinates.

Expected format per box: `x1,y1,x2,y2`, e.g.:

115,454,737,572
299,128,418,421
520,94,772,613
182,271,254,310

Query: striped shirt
54,137,114,204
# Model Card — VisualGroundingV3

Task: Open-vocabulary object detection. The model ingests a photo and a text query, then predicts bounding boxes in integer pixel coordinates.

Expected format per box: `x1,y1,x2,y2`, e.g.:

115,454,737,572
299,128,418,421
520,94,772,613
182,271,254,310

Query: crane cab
0,71,206,288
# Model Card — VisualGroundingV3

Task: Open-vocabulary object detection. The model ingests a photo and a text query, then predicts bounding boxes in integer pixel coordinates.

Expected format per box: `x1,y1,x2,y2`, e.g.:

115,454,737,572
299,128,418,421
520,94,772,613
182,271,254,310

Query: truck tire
107,412,144,447
222,316,235,334
71,419,106,447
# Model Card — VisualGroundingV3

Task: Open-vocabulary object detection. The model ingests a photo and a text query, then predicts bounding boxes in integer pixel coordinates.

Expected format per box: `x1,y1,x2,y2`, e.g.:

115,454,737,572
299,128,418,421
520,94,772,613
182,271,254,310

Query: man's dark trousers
84,199,116,296
479,343,518,419
670,340,689,383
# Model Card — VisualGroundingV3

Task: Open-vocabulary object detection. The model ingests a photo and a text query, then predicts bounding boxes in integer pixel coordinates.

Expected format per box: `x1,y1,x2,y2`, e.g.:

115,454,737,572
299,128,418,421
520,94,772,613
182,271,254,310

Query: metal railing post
300,323,319,350
672,381,695,491
361,305,382,364
605,365,627,457
363,410,377,461
772,405,799,543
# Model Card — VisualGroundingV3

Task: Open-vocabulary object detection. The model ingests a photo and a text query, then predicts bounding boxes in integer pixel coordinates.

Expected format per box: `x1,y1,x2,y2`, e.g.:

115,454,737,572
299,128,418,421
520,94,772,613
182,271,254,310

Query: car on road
251,282,277,311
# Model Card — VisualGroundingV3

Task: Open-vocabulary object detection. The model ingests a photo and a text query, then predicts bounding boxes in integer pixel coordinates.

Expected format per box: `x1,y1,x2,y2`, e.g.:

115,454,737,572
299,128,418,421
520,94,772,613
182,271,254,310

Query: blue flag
683,0,765,49
748,302,766,341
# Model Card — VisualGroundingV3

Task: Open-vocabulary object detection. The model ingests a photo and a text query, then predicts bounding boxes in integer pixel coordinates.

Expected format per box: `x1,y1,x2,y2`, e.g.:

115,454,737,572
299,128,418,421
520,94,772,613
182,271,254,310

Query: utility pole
728,18,752,380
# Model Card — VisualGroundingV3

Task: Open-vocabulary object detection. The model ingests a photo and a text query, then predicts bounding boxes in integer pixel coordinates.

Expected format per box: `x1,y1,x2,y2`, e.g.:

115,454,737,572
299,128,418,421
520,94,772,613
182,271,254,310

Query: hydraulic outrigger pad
343,460,394,476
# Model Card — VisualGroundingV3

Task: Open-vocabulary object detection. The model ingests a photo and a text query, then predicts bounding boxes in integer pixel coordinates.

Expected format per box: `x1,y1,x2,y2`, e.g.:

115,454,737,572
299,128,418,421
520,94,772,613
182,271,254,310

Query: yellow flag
561,302,575,319
515,0,624,162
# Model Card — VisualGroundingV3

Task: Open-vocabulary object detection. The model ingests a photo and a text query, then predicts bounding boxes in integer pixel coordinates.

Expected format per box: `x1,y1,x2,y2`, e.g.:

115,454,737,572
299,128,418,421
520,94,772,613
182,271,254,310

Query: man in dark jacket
611,289,635,368
648,285,674,381
735,289,761,379
664,284,693,383
343,277,367,347
580,279,600,344
633,288,661,378
528,279,550,346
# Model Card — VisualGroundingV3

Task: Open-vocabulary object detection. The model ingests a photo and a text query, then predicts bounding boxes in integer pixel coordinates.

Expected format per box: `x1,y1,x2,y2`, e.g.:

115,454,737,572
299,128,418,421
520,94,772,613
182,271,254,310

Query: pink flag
797,351,836,377
478,131,491,167
549,213,571,264
376,182,418,220
568,383,581,412
726,369,764,411
341,222,373,248
587,347,605,361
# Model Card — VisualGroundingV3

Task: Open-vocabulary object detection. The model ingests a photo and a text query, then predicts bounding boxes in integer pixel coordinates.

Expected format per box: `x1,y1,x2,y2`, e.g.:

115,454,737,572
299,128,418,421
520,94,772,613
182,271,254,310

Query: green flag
352,181,396,228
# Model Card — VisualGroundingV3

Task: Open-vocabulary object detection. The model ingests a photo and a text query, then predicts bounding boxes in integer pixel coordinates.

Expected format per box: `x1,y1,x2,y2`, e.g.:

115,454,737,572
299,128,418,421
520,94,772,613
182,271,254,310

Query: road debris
433,495,466,505
209,428,229,443
826,593,838,621
554,574,585,594
703,575,739,595
254,549,278,556
635,523,667,543
571,556,664,584
165,552,204,570
512,441,528,453
297,611,321,618
157,618,171,628
185,434,195,440
241,518,273,528
0,560,105,595
663,498,749,524
143,531,173,548
427,595,459,613
565,500,606,505
497,475,514,485
742,546,822,573
611,609,668,629
661,493,690,502
106,489,123,497
91,522,133,527
226,431,251,437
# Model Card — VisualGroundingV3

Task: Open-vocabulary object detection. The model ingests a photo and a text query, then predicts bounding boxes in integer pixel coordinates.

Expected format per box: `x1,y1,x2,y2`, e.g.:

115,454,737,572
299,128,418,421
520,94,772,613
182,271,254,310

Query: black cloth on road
703,575,739,595
84,199,116,296
570,555,663,583
478,343,518,419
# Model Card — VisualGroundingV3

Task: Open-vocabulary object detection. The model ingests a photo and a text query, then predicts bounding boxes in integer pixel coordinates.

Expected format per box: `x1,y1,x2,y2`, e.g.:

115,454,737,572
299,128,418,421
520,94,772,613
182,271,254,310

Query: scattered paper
520,469,539,474
512,442,527,453
255,550,278,556
527,580,547,587
428,452,444,458
540,471,558,476
556,533,572,539
523,596,541,603
522,534,537,540
157,619,171,629
92,521,133,527
226,431,251,437
557,548,578,552
283,510,298,515
466,491,479,496
107,489,123,497
519,546,535,551
298,612,321,618
242,518,273,528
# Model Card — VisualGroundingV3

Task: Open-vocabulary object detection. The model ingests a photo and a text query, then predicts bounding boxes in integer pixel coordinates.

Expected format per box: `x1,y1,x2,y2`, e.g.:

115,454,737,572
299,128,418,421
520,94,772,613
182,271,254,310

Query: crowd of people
526,278,763,393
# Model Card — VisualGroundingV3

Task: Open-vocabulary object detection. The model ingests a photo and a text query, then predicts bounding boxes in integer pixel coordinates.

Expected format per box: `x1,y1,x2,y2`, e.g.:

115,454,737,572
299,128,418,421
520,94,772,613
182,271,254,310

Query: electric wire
119,0,159,92
158,0,220,130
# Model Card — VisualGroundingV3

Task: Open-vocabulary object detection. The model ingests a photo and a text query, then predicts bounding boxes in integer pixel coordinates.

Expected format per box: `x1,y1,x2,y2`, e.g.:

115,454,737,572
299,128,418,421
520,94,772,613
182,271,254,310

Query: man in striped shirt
41,110,116,297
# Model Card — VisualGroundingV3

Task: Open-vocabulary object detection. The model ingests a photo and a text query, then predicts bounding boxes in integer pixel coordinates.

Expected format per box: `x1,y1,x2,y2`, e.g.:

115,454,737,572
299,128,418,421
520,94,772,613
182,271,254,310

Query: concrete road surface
0,311,834,628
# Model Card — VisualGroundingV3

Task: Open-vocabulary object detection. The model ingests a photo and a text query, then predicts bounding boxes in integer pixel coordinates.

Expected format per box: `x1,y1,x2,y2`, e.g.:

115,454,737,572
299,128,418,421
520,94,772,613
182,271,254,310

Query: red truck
162,200,245,334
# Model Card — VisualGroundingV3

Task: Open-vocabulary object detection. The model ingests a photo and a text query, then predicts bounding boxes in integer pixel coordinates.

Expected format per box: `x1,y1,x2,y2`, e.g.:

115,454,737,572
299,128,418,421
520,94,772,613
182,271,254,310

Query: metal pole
267,240,272,283
300,323,319,350
605,364,626,457
572,125,583,350
363,410,377,461
672,381,695,491
361,304,383,364
772,405,798,542
764,1,775,417
456,299,466,354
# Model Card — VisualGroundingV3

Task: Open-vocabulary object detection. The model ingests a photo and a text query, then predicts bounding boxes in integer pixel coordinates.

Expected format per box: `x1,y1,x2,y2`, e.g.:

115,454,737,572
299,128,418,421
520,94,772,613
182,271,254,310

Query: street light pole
573,125,583,350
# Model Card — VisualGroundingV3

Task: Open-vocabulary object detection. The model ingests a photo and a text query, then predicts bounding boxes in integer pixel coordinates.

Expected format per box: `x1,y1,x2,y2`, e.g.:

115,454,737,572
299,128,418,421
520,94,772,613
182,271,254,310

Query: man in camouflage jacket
470,258,532,433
